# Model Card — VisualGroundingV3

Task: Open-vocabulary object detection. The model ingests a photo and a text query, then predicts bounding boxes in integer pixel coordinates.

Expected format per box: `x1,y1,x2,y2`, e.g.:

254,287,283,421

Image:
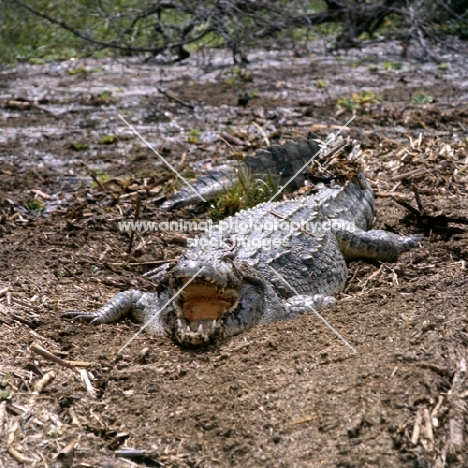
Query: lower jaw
173,328,219,347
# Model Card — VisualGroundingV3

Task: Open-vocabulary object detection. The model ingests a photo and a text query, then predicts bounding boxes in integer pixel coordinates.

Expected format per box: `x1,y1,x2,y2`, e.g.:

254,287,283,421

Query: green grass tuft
210,167,277,219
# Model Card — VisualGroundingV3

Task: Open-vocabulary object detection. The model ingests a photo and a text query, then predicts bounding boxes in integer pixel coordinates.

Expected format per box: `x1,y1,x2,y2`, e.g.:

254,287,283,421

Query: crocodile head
165,255,266,347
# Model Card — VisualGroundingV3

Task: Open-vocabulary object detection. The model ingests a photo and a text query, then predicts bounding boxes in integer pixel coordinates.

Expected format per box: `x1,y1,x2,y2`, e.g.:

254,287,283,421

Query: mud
1,40,468,467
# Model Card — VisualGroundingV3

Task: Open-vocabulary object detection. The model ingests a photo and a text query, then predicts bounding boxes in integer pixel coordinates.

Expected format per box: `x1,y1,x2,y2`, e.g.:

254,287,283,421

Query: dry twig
0,401,6,436
30,343,71,368
79,369,97,397
157,87,194,110
391,167,428,181
57,439,77,468
8,446,38,464
127,196,142,254
411,409,423,445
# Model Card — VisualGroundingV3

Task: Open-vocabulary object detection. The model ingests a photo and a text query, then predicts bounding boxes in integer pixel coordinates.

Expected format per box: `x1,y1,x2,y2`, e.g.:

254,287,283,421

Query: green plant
97,91,119,104
0,374,11,400
27,199,44,212
188,128,202,144
315,79,331,102
99,134,118,145
29,57,44,65
336,96,359,111
336,90,381,111
210,168,277,219
412,92,434,104
247,90,260,99
67,67,101,75
47,426,60,438
382,61,403,71
70,142,89,151
224,66,253,85
57,267,79,277
353,90,380,104
90,173,111,188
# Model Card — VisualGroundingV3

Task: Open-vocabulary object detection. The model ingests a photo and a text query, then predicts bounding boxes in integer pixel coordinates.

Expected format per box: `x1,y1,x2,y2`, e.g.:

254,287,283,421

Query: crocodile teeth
197,324,203,334
177,319,183,329
187,325,191,332
211,320,217,330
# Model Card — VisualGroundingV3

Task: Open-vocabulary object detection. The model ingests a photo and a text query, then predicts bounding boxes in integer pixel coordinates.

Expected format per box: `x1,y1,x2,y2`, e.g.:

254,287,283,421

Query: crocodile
63,137,421,347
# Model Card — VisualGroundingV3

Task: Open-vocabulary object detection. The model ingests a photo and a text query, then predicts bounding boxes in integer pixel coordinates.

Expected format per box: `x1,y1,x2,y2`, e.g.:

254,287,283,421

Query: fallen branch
30,343,71,368
5,99,58,116
157,88,194,110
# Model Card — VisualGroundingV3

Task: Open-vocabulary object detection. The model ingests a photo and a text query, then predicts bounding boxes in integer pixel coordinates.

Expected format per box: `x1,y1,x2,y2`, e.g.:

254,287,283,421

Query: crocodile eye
222,252,235,261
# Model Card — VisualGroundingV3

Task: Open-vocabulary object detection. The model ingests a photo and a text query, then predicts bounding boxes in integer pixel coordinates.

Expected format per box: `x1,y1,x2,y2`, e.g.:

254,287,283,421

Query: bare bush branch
6,0,468,62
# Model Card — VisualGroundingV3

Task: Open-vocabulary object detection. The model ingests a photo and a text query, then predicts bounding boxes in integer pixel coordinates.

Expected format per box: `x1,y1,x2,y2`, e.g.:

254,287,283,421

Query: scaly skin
63,138,422,347
160,137,321,210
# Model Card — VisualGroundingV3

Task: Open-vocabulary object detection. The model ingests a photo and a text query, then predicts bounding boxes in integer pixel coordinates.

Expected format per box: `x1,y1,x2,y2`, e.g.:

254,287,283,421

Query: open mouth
173,278,239,346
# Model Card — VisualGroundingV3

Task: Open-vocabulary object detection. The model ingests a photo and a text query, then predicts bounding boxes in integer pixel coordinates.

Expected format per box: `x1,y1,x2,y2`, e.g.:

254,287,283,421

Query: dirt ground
1,40,468,467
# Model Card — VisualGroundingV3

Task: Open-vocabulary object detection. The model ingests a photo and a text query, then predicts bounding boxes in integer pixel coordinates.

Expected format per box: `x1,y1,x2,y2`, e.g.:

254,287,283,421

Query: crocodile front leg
62,289,166,335
284,294,337,318
336,228,422,262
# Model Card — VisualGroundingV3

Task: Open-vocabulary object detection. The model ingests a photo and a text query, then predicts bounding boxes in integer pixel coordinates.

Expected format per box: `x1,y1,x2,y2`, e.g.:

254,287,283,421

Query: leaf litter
0,40,468,467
